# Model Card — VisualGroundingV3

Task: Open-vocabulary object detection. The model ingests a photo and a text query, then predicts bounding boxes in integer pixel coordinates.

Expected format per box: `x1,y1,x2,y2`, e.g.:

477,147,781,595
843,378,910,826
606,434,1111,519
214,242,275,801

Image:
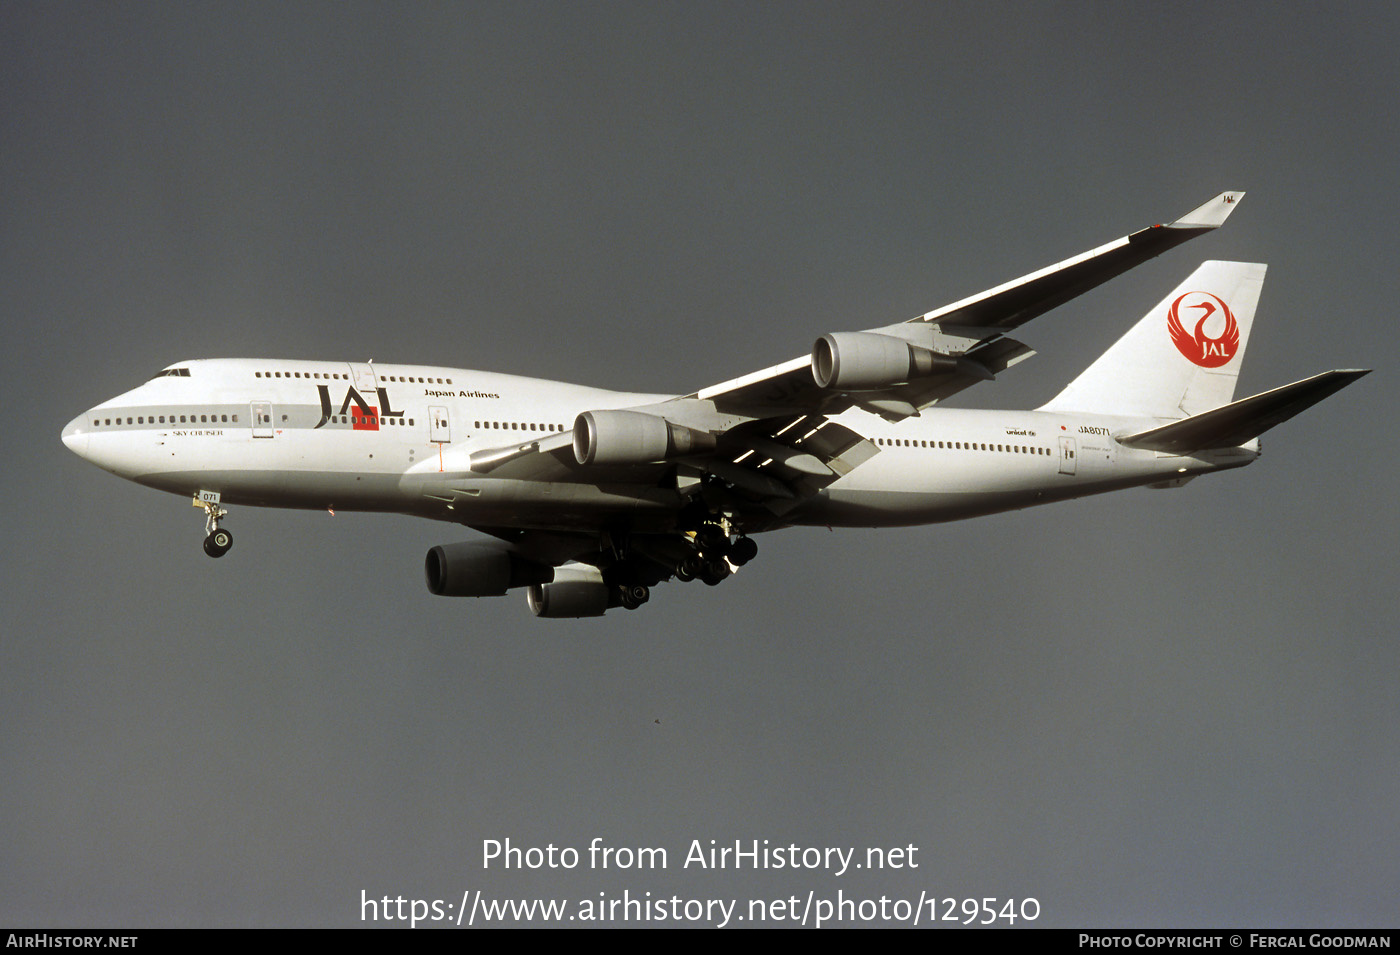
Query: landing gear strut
194,493,233,558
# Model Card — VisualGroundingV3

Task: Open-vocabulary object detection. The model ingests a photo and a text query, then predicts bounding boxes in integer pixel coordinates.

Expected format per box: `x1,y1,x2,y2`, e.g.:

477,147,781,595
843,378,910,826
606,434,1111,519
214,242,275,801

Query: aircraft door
252,401,275,438
1058,436,1076,475
348,362,377,393
430,406,450,443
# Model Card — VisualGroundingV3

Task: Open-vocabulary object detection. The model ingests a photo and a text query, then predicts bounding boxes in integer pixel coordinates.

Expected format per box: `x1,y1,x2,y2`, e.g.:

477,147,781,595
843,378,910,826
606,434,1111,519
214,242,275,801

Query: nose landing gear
194,492,232,558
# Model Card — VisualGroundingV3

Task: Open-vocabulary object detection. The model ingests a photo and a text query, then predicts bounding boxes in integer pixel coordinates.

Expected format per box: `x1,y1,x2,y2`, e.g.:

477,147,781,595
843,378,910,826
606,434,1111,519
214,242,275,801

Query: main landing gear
619,583,650,610
194,492,233,558
674,516,757,587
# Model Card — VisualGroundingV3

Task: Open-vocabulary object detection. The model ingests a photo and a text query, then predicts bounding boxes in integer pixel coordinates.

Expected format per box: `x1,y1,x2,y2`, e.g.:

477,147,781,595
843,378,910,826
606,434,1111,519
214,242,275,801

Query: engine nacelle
526,562,610,617
425,542,551,597
810,331,956,391
573,410,716,466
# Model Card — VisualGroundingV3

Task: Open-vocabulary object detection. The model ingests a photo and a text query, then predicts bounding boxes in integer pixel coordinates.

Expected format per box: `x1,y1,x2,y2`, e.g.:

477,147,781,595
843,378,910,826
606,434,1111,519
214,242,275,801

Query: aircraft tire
730,536,758,566
204,529,233,558
697,524,726,551
700,560,730,586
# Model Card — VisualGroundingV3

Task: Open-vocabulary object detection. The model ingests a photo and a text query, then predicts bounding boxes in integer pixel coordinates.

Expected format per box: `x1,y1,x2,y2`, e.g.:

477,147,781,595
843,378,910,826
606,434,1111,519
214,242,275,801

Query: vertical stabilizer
1040,260,1266,418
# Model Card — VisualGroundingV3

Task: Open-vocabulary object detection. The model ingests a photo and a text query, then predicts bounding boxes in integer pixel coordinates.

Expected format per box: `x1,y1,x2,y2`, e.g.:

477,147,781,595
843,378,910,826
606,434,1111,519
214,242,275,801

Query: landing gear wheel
675,556,699,582
203,528,233,558
729,536,758,566
700,559,731,586
697,523,726,552
620,584,650,610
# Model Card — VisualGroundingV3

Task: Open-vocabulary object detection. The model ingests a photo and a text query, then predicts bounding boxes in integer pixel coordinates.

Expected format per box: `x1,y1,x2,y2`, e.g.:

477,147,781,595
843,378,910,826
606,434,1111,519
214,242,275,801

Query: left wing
692,191,1243,419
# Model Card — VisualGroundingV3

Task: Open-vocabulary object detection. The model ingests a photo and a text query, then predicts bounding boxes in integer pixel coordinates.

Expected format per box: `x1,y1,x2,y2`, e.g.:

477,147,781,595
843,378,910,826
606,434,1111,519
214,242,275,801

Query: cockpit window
149,368,191,379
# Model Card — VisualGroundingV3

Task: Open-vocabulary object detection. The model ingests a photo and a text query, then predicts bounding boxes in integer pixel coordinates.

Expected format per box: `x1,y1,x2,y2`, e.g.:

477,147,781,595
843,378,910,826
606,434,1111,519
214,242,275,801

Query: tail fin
1040,260,1266,418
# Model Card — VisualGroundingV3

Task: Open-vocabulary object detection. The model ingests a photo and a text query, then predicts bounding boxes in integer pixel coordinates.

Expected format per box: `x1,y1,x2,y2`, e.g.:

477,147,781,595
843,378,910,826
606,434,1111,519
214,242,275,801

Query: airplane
61,191,1369,617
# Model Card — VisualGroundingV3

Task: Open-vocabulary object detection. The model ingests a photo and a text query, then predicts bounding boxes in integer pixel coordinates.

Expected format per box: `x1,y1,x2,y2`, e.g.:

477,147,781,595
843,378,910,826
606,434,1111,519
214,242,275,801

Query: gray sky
4,1,1397,928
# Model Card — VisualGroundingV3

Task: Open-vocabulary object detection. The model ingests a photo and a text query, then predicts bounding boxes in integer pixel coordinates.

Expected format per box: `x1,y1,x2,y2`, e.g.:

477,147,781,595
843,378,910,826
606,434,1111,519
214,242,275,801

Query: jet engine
572,410,716,466
810,331,957,390
424,541,551,597
526,562,610,617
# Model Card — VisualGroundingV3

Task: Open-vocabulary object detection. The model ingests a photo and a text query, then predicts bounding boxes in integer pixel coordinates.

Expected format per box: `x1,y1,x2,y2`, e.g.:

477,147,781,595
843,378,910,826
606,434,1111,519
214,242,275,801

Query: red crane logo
1168,291,1239,368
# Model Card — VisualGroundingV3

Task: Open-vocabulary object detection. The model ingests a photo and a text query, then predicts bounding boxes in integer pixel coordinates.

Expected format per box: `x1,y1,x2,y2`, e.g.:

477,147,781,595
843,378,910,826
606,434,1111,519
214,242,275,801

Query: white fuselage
62,358,1258,533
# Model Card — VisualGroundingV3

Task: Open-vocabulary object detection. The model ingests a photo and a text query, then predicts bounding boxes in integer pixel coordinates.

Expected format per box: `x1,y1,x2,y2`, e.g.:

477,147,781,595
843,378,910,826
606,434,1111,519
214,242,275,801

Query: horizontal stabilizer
1118,369,1370,453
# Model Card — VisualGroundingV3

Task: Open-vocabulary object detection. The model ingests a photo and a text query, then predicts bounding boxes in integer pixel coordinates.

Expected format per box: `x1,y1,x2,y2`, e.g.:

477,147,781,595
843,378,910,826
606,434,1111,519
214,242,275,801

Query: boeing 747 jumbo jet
62,192,1368,616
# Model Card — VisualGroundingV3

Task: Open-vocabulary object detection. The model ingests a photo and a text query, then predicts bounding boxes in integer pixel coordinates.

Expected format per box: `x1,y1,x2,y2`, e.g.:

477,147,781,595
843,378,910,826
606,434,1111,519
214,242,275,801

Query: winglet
1169,191,1245,229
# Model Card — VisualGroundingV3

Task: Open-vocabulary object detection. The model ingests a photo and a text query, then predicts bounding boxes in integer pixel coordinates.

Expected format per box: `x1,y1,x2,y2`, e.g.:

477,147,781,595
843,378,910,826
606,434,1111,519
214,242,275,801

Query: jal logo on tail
1168,291,1240,368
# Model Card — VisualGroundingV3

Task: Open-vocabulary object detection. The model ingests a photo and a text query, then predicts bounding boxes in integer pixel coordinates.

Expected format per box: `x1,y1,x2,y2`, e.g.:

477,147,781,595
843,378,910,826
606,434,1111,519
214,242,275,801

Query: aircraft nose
61,413,91,458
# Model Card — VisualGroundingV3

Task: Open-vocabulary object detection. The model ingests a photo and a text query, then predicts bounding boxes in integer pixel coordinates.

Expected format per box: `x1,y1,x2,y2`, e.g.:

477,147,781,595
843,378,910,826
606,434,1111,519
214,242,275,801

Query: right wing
693,191,1245,418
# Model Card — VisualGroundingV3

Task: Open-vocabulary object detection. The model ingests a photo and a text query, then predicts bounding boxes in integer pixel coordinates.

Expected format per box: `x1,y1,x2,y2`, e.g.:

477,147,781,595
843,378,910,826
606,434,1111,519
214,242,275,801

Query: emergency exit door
1058,436,1076,475
430,406,450,443
251,400,274,438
